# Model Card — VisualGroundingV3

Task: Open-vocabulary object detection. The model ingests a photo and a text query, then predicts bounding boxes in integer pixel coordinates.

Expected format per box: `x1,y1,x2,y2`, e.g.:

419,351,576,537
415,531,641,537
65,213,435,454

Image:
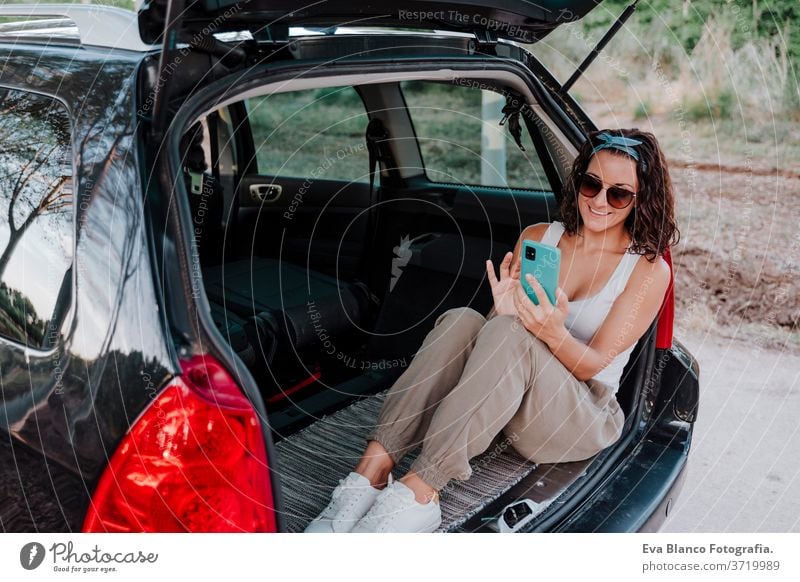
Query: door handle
250,183,282,203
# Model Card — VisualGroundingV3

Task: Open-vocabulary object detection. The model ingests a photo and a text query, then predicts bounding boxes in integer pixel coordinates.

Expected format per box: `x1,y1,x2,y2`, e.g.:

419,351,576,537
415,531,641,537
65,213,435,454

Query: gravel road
662,331,800,532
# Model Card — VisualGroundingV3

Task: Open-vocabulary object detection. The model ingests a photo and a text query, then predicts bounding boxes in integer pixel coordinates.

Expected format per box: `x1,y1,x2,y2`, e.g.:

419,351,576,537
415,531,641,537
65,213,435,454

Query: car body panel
0,45,176,482
137,0,604,44
552,434,690,532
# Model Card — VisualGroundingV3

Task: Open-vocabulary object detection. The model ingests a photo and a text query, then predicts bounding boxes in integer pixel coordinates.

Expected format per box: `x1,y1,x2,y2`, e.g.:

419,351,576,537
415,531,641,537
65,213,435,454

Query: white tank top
541,221,641,394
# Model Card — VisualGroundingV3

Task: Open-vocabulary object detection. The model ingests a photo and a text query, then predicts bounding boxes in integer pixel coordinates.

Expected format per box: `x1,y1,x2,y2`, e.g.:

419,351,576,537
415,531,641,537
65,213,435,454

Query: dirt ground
669,164,800,350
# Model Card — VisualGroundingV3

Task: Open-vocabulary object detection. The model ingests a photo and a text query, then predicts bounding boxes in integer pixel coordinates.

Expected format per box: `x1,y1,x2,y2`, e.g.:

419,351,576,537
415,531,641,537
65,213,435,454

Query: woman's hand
486,252,521,317
513,273,570,345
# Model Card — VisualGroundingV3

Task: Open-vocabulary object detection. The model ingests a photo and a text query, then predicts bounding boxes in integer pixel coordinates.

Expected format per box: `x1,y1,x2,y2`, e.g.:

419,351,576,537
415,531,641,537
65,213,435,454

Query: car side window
0,89,73,349
245,87,370,183
401,80,551,190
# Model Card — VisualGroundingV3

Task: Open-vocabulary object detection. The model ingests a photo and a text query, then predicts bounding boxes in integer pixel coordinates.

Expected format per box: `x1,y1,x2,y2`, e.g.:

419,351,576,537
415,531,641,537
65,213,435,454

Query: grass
530,11,800,169
246,81,551,190
247,87,371,183
399,82,550,188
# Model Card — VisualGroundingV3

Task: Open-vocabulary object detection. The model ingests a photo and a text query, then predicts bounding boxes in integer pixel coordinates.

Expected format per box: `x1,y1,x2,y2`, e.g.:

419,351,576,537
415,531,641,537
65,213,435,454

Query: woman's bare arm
537,256,671,381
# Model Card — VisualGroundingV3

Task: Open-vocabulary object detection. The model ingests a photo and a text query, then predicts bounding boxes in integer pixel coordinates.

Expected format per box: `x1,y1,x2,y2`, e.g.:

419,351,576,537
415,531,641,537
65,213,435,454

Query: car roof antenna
559,0,640,96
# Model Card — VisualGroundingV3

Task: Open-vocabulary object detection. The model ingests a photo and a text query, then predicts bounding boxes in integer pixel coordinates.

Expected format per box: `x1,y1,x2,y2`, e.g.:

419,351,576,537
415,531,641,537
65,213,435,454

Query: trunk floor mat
274,389,538,532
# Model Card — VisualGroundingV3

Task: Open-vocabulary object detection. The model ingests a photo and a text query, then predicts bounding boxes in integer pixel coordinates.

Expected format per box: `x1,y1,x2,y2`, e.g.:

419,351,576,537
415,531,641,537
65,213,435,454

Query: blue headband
591,132,643,161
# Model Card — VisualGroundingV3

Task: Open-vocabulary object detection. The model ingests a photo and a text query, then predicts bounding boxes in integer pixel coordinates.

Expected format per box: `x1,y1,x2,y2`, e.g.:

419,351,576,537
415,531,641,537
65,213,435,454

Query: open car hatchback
0,0,698,533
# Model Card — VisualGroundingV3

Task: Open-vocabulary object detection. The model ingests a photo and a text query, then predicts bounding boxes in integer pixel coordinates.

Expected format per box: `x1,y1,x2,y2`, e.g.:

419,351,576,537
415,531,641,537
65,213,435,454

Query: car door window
0,89,73,349
401,80,551,190
245,87,370,183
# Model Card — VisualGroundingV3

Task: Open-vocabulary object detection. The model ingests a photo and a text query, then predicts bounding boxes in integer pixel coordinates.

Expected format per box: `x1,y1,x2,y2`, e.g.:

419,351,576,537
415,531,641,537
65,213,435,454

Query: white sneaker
304,471,388,533
351,480,442,533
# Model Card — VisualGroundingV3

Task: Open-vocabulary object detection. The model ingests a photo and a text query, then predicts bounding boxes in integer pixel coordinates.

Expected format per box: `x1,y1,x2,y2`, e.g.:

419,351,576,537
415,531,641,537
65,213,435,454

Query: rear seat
207,301,257,367
181,123,373,376
202,258,372,356
366,232,507,362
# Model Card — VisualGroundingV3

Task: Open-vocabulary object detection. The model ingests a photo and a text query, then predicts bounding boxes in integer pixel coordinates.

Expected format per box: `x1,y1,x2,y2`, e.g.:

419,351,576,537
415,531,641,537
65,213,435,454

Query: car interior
180,77,547,409
175,71,659,530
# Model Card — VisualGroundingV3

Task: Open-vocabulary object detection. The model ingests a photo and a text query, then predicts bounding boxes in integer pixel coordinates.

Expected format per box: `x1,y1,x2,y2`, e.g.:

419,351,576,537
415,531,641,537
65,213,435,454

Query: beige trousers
365,306,625,490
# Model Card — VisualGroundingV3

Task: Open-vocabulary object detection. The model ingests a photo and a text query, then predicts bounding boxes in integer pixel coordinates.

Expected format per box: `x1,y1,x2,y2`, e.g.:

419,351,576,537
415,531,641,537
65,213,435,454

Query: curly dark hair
559,128,680,262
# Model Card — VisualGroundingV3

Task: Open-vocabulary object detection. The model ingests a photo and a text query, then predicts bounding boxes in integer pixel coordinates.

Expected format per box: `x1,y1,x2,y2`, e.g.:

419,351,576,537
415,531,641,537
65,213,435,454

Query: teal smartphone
520,239,561,306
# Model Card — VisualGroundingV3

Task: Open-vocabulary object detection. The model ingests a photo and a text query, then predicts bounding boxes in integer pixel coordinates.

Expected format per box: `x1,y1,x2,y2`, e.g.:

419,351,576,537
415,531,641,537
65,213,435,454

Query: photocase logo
20,542,46,570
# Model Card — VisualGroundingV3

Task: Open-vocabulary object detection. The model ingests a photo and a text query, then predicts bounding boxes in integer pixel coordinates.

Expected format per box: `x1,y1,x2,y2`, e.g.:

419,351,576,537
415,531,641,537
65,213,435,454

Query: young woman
305,128,679,533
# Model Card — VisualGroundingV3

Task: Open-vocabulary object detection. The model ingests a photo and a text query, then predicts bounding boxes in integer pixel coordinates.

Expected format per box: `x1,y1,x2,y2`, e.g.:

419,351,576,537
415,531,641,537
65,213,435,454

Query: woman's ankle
399,472,439,505
355,465,392,489
354,440,395,488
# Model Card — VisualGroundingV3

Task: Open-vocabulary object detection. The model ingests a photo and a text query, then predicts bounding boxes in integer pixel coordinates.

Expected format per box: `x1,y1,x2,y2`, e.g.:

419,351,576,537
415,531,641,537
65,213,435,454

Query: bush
633,100,650,121
683,89,734,122
783,71,800,121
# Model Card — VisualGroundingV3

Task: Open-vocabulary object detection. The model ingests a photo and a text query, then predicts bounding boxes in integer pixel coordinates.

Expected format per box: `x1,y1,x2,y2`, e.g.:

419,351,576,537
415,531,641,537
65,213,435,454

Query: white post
481,90,507,187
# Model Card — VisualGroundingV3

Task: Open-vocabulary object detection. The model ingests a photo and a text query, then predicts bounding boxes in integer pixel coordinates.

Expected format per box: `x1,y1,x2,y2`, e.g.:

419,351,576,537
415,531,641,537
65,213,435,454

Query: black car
0,0,698,533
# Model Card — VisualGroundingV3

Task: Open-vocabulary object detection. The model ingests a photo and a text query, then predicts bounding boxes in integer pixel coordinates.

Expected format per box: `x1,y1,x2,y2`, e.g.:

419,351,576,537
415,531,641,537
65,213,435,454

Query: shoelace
357,483,411,532
328,477,365,512
324,473,392,532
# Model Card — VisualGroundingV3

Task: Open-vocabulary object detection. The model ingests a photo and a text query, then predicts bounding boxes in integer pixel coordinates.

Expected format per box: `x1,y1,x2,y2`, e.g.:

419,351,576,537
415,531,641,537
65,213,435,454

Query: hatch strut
559,0,639,95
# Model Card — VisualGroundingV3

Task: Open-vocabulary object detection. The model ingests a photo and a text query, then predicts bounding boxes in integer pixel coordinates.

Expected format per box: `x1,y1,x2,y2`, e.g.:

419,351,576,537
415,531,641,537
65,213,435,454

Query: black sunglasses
578,173,636,210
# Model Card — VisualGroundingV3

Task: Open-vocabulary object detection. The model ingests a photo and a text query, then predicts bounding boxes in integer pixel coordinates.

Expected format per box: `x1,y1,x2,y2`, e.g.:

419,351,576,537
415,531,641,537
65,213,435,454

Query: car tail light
655,248,674,349
82,354,277,532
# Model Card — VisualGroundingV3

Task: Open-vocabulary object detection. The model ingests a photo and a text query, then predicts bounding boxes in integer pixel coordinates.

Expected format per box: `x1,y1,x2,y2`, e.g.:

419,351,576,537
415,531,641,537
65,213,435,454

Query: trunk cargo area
273,386,539,532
